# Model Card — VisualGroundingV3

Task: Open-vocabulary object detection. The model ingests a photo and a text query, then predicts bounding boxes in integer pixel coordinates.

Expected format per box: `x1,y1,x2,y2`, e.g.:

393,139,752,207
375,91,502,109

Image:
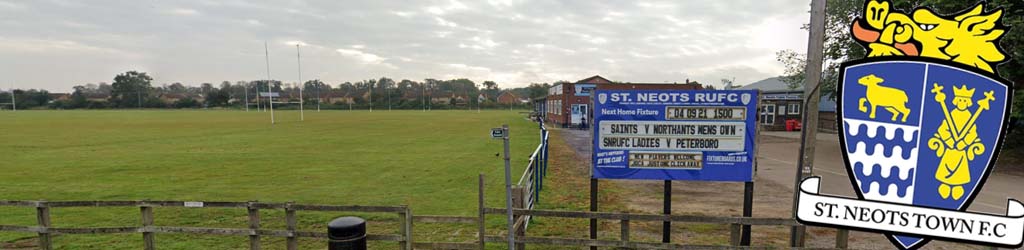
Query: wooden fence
0,200,445,250
0,179,863,250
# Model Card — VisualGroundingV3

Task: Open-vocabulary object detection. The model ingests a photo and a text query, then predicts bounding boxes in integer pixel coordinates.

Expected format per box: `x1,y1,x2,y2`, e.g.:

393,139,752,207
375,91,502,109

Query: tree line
773,0,1023,148
0,71,556,110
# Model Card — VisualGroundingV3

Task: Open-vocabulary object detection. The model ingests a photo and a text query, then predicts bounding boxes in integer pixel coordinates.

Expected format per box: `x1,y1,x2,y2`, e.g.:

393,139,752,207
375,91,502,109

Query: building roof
575,75,613,84
736,77,795,92
740,77,837,112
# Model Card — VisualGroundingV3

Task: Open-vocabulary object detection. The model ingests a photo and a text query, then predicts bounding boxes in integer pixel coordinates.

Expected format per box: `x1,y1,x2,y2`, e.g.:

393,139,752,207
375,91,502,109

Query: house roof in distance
738,77,837,112
736,77,795,92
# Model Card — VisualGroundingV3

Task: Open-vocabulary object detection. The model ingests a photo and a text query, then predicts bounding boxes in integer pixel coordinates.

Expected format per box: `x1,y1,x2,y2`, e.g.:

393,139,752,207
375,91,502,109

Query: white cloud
424,0,469,15
0,0,810,91
392,11,414,17
336,48,387,65
0,1,26,10
435,17,458,28
447,63,490,72
0,37,139,58
168,8,199,16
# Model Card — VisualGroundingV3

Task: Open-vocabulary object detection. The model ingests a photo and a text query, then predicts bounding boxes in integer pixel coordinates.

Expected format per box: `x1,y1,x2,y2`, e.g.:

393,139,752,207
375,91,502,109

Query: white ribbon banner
796,177,1024,247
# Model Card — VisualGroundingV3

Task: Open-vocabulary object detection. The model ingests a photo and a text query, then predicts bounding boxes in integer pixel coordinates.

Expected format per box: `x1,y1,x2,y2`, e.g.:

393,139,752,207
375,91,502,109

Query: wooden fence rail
484,207,818,249
0,179,865,250
0,200,419,250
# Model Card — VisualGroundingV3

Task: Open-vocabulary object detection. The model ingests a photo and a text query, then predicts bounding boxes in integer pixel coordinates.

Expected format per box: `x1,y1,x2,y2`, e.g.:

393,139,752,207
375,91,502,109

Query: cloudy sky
0,0,811,92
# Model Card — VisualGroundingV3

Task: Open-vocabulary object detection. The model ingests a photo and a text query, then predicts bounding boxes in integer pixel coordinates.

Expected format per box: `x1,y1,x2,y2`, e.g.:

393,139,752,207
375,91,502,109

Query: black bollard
328,217,367,250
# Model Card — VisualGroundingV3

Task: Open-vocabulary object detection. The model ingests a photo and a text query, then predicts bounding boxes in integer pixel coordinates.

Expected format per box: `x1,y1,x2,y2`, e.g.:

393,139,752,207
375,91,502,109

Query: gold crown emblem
953,85,976,98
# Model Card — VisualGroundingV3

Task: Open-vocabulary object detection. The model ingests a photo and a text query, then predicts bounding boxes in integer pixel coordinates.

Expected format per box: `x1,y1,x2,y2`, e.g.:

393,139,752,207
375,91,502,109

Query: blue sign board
592,90,759,181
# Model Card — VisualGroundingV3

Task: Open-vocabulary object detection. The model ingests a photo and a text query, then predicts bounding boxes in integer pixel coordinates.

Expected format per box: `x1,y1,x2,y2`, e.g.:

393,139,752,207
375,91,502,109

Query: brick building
497,91,519,104
737,77,838,132
545,75,703,128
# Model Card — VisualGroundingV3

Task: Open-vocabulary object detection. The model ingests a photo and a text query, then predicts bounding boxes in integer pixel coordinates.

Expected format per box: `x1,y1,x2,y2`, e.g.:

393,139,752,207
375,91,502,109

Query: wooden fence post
140,204,155,250
285,202,297,250
835,229,849,249
398,206,412,250
36,201,52,250
478,174,486,250
247,201,261,250
620,219,630,248
406,207,414,250
512,186,525,250
729,224,741,247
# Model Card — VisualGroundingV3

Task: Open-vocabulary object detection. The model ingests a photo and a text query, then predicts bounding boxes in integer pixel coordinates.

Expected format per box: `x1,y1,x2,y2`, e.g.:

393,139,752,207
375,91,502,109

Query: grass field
0,110,541,249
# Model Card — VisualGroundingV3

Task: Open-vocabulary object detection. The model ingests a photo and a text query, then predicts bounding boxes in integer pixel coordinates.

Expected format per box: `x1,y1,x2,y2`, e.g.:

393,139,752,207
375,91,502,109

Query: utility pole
265,41,275,124
790,0,826,247
297,44,304,121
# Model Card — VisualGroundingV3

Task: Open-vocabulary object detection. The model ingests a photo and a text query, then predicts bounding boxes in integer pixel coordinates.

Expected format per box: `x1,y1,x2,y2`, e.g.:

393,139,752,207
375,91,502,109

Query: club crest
795,1,1021,249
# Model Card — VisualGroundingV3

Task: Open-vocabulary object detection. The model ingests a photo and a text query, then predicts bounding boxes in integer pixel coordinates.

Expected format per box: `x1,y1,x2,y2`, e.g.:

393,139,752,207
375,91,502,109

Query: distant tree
206,88,230,107
11,89,50,108
703,84,717,90
68,86,88,109
167,82,187,93
110,71,153,108
173,97,200,108
526,83,551,99
720,78,734,89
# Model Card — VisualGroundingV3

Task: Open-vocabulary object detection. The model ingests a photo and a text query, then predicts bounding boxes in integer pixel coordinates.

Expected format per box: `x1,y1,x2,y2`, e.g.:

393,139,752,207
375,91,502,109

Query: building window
760,104,776,125
779,105,787,115
789,103,801,115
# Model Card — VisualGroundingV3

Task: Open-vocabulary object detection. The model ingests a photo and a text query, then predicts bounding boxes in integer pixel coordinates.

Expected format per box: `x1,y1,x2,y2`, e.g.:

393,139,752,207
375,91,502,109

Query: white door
571,104,585,125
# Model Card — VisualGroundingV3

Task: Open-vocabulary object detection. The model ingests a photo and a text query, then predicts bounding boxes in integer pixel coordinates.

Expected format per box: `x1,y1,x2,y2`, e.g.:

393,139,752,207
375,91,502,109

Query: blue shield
837,58,1013,249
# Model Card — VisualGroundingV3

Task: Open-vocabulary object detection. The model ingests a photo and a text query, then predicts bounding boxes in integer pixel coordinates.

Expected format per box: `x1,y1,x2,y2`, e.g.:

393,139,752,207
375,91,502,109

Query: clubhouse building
537,75,703,128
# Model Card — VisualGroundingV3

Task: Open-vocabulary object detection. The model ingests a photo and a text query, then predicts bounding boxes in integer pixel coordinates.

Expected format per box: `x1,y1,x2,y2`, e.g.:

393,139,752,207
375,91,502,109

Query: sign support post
499,124,515,250
791,0,826,246
589,178,597,250
663,180,671,243
741,181,754,245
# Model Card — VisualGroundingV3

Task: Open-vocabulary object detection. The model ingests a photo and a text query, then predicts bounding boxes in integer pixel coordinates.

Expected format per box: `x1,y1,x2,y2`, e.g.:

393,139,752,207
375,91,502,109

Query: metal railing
514,121,549,228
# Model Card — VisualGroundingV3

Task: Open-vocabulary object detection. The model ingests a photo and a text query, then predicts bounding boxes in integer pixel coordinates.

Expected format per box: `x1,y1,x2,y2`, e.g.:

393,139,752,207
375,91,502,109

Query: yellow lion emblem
851,0,1007,73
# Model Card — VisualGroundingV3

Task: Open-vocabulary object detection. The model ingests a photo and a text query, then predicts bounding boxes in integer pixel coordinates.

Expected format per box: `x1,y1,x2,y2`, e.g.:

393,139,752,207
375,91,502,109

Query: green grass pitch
0,110,540,249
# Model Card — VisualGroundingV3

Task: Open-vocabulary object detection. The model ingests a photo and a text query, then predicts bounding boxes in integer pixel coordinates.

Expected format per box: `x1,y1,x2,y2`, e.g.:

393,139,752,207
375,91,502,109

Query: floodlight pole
265,41,275,124
244,83,249,111
297,44,304,121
